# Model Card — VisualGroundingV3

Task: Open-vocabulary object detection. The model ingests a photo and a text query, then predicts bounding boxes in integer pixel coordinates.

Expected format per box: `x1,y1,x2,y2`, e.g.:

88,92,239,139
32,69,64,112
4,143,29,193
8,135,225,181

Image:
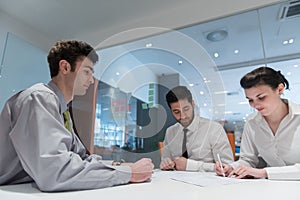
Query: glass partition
93,1,300,164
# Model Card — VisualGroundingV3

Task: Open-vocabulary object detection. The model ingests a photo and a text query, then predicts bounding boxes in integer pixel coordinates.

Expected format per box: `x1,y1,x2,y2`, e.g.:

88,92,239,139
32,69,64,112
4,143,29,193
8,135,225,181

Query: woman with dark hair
215,66,300,180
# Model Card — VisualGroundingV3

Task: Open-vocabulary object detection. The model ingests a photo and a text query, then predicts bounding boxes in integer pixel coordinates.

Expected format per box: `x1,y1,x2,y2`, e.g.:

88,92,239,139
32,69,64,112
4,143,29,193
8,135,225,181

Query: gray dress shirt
0,81,131,191
162,115,233,172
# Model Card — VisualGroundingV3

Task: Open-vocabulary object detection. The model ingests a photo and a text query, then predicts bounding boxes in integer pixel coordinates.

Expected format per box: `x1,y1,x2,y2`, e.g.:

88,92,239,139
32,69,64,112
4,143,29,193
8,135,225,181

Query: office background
0,0,299,166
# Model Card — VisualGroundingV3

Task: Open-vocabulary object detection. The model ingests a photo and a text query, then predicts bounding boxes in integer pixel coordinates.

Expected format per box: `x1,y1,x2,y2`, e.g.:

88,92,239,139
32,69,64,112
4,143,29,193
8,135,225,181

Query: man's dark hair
166,86,193,108
47,40,99,78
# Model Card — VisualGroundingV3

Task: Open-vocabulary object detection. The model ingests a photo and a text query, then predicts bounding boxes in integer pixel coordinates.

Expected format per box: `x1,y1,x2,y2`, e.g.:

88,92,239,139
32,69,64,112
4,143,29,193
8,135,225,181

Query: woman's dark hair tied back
240,66,289,90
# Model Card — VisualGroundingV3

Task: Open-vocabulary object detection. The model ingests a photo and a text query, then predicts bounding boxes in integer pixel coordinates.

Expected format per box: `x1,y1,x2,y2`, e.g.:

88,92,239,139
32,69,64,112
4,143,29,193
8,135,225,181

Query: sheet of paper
153,170,249,187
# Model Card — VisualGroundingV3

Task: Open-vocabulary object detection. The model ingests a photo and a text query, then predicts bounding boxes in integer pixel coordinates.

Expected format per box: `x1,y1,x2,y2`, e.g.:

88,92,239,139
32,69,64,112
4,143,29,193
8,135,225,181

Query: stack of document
153,170,251,187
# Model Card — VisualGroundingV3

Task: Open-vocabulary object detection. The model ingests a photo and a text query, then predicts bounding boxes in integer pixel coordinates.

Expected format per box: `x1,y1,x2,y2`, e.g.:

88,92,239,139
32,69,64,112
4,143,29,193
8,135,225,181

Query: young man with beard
160,86,233,171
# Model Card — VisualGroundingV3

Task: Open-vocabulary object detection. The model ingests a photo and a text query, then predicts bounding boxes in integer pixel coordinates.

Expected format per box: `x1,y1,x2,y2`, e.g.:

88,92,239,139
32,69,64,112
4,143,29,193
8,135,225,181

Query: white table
1,171,300,200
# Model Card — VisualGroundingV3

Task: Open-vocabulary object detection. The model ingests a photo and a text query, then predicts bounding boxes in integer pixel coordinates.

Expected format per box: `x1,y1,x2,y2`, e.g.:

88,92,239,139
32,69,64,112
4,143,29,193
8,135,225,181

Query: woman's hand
228,165,268,179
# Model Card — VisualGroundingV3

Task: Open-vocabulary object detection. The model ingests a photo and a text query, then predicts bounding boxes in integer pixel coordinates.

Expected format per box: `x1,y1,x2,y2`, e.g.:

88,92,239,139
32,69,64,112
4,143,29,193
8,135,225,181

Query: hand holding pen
215,153,233,177
217,153,225,177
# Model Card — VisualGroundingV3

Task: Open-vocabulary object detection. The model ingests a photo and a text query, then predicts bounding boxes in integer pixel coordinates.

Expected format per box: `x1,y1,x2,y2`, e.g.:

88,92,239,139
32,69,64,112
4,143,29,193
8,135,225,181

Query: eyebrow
83,65,94,73
246,92,264,99
172,105,190,111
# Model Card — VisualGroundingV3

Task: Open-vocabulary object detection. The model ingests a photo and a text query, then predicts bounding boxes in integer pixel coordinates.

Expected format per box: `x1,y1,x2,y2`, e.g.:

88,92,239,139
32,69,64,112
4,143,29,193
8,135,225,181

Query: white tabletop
1,171,300,200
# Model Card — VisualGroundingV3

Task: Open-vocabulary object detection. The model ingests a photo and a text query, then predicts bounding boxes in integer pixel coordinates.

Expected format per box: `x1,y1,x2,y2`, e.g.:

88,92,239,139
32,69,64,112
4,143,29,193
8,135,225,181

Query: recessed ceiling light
206,29,228,42
178,60,183,65
189,83,194,87
116,72,120,76
213,52,219,58
282,38,294,45
200,91,204,95
146,43,152,48
294,64,298,68
234,49,239,54
214,90,228,94
287,71,292,76
203,103,207,107
239,101,248,105
283,40,289,45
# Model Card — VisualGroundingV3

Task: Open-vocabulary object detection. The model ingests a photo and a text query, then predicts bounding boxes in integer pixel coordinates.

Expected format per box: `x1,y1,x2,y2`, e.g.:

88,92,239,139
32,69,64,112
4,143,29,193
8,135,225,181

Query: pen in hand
217,153,226,177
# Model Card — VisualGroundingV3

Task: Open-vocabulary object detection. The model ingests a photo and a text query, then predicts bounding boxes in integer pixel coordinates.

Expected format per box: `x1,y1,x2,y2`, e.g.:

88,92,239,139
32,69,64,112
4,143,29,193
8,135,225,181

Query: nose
89,76,94,84
252,100,260,109
180,111,187,119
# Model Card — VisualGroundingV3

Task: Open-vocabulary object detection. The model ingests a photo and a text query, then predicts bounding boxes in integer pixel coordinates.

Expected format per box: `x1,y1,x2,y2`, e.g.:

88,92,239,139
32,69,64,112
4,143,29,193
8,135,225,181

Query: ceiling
1,0,299,127
0,0,281,48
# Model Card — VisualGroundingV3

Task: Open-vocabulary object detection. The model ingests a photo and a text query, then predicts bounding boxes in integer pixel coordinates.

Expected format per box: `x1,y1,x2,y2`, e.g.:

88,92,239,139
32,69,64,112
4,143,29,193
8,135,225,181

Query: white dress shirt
162,115,233,172
0,81,131,191
232,99,300,180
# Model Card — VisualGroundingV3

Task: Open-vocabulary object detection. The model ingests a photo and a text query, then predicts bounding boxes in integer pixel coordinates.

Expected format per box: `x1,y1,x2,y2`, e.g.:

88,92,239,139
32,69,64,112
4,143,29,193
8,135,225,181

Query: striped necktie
67,106,91,155
182,128,188,158
63,109,72,132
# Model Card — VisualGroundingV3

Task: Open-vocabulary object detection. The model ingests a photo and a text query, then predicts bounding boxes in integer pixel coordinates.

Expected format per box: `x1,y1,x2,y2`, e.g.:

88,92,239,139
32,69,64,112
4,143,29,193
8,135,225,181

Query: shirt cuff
101,160,132,184
101,160,114,166
186,159,214,172
265,165,300,180
112,165,132,185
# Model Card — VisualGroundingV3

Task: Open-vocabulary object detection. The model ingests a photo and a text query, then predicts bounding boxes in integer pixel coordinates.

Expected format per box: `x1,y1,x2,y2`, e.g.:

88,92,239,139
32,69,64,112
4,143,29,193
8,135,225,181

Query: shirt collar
47,81,68,114
181,115,199,132
286,99,300,117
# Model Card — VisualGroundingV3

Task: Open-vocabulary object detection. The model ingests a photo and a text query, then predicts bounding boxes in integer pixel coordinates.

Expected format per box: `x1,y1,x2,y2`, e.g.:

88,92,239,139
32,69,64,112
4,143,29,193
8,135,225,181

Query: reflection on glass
93,1,300,162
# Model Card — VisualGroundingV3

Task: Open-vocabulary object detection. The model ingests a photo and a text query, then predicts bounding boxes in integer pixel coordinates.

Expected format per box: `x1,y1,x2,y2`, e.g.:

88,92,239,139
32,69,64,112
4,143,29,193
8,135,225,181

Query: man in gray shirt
0,40,153,191
160,86,233,171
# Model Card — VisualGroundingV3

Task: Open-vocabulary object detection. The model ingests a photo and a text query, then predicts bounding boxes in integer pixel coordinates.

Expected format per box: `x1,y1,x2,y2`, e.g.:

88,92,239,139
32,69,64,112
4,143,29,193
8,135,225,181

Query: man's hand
160,157,175,170
228,165,268,179
174,157,187,171
130,158,154,183
215,162,233,177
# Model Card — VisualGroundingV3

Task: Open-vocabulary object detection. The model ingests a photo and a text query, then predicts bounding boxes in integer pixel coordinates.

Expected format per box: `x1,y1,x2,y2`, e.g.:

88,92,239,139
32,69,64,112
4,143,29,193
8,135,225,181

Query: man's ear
59,60,71,74
192,100,195,108
278,83,285,95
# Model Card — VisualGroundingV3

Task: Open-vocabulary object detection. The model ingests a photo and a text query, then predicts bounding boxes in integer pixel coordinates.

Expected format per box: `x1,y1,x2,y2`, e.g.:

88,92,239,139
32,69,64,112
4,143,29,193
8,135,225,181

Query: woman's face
244,83,284,117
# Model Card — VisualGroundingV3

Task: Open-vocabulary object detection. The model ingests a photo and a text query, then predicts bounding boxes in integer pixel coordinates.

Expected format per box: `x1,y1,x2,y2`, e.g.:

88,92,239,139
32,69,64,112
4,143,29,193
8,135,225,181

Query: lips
257,108,264,112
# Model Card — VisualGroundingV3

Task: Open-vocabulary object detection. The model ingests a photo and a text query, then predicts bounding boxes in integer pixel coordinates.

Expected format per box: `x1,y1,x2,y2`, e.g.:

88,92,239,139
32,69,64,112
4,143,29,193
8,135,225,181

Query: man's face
73,57,94,96
169,98,195,127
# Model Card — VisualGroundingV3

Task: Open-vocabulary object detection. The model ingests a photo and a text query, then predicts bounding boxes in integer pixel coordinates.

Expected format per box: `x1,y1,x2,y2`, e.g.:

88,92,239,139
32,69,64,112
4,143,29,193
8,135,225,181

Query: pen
217,153,225,177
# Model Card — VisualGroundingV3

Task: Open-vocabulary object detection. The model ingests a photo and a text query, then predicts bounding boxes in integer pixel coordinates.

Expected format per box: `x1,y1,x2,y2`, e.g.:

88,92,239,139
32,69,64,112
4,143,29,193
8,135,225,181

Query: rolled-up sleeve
231,123,259,169
265,164,300,180
186,126,233,172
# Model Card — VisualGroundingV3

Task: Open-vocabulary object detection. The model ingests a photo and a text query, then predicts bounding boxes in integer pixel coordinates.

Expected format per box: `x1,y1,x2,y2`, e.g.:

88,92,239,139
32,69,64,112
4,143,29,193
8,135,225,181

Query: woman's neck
265,99,288,134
